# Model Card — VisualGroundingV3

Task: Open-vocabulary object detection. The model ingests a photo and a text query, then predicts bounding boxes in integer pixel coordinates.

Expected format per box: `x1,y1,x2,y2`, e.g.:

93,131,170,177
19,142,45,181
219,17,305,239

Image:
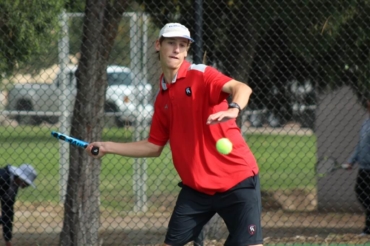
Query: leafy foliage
1,0,369,105
138,0,370,106
0,0,64,77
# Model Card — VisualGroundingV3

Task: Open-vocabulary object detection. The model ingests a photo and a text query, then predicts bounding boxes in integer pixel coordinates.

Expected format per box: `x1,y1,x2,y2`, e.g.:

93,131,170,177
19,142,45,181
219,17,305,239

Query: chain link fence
0,0,370,245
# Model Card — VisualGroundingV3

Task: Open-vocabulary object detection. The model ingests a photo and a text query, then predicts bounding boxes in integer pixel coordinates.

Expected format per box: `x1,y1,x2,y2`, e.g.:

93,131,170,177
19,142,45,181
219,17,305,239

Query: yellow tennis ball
216,138,233,155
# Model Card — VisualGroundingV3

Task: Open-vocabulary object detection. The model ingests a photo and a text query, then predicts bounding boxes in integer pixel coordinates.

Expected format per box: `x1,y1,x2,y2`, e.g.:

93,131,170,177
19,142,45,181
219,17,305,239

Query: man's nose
174,44,181,53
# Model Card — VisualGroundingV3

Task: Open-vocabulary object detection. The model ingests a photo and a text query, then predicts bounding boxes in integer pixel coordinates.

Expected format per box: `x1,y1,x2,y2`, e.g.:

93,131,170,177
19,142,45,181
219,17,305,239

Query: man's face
156,37,190,69
14,177,30,189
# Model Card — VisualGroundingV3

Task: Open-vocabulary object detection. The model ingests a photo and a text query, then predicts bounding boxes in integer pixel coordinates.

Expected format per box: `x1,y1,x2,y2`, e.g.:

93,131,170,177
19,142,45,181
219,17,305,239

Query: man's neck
162,68,179,84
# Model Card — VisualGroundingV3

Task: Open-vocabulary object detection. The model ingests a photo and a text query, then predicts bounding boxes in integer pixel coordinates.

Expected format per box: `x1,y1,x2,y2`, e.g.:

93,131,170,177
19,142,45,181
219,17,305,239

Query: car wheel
249,114,264,128
15,100,42,126
46,116,59,125
267,112,282,128
299,109,315,130
104,103,125,127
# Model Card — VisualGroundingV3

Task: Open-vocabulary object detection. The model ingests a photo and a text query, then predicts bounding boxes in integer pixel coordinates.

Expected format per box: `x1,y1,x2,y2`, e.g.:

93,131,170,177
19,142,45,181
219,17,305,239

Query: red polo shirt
148,60,258,195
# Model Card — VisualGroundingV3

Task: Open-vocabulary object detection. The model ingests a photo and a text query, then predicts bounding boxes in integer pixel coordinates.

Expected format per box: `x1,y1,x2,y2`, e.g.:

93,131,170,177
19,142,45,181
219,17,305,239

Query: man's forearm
230,83,252,110
103,139,163,158
347,144,360,164
222,80,253,110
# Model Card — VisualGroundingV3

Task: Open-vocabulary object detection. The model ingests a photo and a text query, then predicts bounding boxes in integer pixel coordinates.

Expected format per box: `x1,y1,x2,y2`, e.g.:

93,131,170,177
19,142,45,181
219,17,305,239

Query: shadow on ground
12,226,370,246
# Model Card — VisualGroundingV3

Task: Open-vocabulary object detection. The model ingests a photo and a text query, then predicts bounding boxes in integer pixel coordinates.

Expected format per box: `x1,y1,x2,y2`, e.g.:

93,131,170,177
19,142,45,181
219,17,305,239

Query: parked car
6,65,153,126
247,78,316,129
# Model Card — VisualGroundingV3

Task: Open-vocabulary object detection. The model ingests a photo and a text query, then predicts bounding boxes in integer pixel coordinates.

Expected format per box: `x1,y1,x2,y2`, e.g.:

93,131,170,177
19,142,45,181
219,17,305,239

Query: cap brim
22,178,36,188
162,32,194,42
13,169,36,188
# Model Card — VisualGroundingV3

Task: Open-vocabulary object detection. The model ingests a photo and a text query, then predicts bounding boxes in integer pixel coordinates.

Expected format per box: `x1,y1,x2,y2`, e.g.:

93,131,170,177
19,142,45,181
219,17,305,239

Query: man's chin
169,66,178,70
166,60,182,69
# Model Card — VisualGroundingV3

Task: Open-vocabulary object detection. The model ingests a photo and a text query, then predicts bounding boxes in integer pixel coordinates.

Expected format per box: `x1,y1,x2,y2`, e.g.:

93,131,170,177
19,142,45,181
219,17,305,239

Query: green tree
0,0,64,78
138,0,370,105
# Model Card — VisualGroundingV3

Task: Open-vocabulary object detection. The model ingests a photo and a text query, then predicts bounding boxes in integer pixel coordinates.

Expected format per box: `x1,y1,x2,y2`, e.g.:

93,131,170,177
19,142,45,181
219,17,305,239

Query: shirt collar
160,60,191,91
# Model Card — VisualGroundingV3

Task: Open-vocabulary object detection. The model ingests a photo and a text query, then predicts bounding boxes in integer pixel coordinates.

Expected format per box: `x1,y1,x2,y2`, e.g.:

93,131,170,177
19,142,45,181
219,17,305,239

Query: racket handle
91,146,100,156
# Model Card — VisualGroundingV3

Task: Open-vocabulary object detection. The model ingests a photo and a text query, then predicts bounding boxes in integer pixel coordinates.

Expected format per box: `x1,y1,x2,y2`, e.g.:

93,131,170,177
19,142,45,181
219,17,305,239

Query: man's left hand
206,108,239,125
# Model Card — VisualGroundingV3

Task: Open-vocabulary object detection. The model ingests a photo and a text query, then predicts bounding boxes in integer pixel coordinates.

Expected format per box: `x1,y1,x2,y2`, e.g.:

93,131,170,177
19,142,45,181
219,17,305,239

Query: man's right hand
5,241,12,246
86,142,106,158
342,163,352,170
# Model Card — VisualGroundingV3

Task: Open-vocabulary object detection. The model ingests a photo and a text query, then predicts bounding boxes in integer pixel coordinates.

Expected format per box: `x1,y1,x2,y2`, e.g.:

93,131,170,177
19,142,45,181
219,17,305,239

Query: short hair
156,37,165,60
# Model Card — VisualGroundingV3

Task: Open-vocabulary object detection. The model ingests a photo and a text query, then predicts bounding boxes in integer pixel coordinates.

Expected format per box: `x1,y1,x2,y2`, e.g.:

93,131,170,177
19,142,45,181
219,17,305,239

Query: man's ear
155,39,161,51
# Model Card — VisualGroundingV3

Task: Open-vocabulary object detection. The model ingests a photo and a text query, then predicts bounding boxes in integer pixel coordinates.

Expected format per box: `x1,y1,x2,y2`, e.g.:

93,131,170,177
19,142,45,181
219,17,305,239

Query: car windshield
108,72,132,86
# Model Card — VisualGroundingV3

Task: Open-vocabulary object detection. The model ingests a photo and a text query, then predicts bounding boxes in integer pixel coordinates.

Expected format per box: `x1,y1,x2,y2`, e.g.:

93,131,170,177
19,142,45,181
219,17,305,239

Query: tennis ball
216,138,233,155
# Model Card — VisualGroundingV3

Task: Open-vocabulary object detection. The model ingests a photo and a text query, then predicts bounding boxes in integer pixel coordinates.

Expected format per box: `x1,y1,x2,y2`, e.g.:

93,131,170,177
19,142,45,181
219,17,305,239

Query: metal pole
140,13,149,210
58,11,70,203
131,13,147,212
142,14,149,105
193,0,203,64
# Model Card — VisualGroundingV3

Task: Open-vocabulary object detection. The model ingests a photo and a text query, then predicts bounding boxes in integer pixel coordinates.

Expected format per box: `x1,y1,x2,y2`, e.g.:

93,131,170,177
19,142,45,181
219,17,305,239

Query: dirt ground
10,210,370,245
8,189,370,246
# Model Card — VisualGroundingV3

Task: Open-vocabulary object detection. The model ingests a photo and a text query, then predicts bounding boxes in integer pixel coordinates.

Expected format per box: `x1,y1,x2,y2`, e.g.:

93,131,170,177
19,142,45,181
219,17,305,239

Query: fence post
130,13,148,212
58,10,71,203
193,0,203,64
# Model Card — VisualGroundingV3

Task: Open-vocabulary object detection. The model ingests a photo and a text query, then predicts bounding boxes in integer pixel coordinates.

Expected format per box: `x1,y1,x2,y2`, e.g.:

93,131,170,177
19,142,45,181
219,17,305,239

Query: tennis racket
315,156,343,177
51,131,99,156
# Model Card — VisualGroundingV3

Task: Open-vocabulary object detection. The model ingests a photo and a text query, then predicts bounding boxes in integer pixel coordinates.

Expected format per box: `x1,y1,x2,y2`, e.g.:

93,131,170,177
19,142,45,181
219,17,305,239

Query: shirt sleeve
1,188,16,242
347,144,359,165
347,120,368,165
148,99,169,146
203,66,233,105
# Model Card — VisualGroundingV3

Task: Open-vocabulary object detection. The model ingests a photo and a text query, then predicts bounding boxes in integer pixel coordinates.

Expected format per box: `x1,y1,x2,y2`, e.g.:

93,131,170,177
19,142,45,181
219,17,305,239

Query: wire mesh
0,0,370,245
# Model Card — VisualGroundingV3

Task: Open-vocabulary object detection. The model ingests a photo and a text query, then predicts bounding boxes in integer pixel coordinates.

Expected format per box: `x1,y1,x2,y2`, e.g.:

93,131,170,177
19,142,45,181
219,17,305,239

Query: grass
247,133,317,191
0,125,317,211
265,244,363,246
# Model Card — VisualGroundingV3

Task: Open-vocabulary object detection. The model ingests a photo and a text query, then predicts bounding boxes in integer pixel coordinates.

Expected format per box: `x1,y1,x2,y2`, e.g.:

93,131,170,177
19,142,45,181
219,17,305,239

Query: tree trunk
59,1,128,245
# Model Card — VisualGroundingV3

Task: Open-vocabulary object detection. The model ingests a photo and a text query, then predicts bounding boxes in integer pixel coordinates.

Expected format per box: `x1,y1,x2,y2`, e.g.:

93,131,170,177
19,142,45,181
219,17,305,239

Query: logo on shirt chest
185,87,192,96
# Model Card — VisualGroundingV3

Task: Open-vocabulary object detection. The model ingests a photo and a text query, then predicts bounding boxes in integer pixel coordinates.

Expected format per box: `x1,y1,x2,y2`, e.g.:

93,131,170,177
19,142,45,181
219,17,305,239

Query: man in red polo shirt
87,23,263,246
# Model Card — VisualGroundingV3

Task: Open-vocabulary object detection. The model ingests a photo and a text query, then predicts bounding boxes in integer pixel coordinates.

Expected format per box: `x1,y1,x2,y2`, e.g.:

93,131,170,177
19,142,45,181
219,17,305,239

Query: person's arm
345,121,369,169
1,194,15,245
347,144,359,166
207,79,252,124
86,139,164,158
222,79,252,110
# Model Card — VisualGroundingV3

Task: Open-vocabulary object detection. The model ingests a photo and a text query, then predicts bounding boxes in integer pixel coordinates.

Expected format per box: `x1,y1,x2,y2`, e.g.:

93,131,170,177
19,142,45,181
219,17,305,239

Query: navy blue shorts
164,174,263,246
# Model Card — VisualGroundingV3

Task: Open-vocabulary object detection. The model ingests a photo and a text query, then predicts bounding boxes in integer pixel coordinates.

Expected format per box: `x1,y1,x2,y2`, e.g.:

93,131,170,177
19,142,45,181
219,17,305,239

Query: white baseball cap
158,23,194,42
10,164,37,188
